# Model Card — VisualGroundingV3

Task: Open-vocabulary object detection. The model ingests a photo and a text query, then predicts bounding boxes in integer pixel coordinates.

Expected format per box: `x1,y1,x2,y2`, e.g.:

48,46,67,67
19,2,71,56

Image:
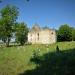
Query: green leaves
15,22,29,45
0,5,18,46
57,24,73,41
0,5,29,46
1,5,18,23
72,28,75,41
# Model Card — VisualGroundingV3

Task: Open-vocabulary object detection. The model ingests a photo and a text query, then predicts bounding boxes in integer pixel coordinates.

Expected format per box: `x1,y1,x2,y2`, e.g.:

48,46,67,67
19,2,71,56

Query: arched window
37,33,39,40
51,32,53,35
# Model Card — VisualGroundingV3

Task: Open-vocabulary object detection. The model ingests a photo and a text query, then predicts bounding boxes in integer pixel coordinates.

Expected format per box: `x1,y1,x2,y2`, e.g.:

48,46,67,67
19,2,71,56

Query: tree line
0,5,75,47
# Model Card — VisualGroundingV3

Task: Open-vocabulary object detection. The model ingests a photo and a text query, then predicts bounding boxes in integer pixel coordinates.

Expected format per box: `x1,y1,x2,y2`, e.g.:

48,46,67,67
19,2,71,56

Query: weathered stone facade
28,25,56,44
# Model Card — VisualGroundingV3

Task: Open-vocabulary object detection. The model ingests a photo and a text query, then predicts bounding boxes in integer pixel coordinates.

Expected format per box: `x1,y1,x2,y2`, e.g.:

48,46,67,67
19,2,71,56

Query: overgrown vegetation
57,24,75,41
0,5,18,46
0,41,75,75
23,48,75,75
15,22,28,45
0,5,28,47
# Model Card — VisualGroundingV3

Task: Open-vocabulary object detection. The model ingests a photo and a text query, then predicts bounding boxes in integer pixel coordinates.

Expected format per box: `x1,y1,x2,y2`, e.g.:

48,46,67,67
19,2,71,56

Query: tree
15,22,28,46
57,24,72,41
0,5,18,46
0,19,7,43
72,28,75,41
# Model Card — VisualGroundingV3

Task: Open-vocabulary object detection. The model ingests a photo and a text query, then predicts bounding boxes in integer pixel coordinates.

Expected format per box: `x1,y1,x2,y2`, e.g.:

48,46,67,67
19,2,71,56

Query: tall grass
0,41,75,75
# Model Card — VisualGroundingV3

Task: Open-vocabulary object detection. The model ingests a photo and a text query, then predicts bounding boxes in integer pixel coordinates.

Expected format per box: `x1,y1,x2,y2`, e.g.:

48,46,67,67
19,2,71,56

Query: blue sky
0,0,75,29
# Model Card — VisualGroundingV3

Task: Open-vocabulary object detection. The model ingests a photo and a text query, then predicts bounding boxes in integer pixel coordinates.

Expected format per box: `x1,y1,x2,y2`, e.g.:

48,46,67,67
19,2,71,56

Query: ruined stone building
28,24,56,44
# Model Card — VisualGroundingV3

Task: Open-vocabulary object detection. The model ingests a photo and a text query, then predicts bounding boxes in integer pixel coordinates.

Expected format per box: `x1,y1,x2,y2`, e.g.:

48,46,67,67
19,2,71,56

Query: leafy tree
15,22,28,46
72,28,75,41
57,24,72,41
0,18,7,43
0,5,18,46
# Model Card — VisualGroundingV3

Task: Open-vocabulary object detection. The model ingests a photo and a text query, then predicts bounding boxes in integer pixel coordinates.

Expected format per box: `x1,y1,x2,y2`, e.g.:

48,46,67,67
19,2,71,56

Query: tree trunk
6,37,10,47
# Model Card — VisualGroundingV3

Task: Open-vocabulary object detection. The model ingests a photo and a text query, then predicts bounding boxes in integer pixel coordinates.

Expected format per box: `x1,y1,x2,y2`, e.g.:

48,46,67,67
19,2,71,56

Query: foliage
15,22,29,45
72,28,75,41
0,5,18,46
31,49,41,64
57,24,72,41
24,48,75,75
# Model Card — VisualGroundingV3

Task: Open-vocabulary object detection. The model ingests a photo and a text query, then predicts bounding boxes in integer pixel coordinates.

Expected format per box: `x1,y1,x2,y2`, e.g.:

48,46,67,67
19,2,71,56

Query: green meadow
0,41,75,75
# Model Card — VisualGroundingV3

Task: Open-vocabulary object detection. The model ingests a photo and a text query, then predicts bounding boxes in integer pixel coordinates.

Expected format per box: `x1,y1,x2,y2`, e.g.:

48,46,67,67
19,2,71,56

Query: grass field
0,41,75,75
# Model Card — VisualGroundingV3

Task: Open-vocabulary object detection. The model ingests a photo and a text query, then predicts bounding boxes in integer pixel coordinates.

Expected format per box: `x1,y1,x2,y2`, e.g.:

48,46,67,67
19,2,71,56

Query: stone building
28,24,56,44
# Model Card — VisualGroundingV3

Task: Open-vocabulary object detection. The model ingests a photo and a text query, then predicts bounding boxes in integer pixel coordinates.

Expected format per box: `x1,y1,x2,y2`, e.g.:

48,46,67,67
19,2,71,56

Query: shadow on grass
19,48,75,75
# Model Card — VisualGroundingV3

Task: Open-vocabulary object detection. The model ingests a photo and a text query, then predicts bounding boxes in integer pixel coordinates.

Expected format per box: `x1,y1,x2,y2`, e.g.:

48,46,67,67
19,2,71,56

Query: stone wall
28,29,56,44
